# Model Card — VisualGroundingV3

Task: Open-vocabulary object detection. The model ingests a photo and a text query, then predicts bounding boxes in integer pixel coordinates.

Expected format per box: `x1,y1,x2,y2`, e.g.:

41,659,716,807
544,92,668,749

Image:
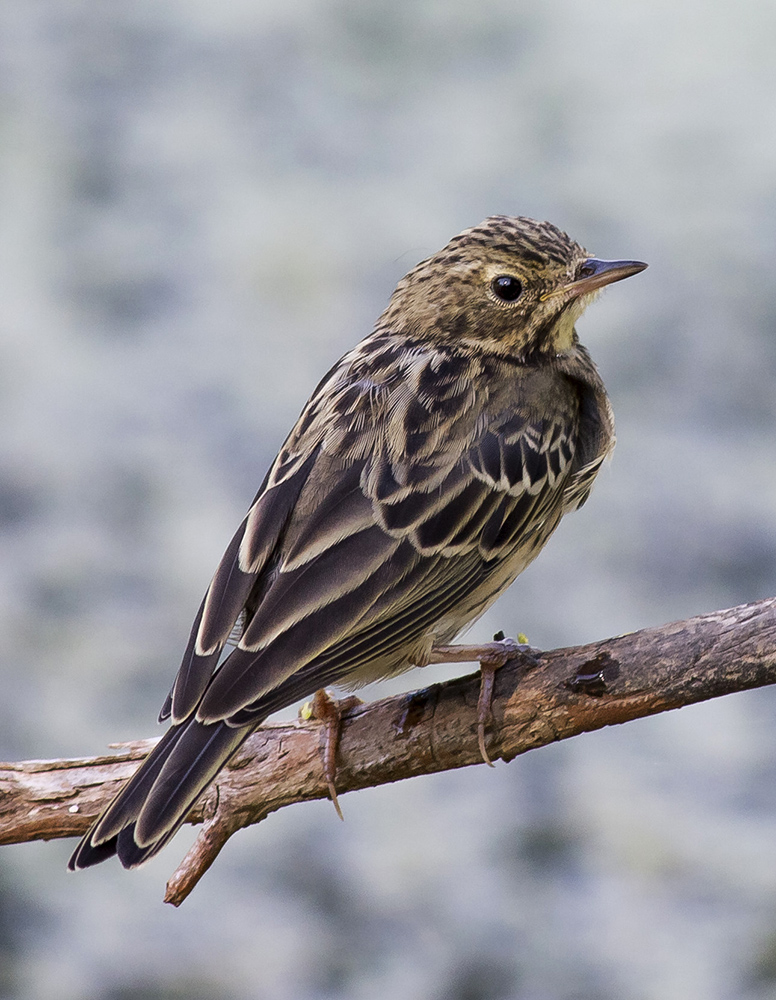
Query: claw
476,634,542,766
305,690,362,819
477,663,498,767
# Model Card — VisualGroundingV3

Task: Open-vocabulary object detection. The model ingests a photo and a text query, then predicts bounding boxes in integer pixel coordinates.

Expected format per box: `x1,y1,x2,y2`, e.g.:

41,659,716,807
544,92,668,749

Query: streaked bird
69,216,646,870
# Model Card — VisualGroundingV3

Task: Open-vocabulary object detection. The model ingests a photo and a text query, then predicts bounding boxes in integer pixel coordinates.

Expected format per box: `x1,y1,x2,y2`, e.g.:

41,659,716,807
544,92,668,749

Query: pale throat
549,291,597,353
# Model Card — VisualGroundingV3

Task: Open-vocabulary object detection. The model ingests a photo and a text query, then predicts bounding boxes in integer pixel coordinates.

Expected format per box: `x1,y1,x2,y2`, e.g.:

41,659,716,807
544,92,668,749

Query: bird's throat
549,308,577,353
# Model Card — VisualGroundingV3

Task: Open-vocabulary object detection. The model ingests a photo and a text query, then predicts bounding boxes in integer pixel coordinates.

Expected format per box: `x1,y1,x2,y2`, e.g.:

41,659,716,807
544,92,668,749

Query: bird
69,215,646,870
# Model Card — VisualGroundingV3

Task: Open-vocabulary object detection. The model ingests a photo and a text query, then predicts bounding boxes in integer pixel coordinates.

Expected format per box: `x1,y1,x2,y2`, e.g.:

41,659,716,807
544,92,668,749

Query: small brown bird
69,216,646,870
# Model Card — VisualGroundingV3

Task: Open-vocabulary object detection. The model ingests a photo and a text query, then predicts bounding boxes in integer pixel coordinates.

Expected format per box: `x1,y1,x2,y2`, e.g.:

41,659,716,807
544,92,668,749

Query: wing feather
171,345,589,737
199,411,580,724
197,535,418,721
228,549,489,723
167,453,315,723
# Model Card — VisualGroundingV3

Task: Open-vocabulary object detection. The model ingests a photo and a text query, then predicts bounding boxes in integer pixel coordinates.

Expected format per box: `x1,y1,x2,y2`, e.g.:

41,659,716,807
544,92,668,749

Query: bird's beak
563,258,648,299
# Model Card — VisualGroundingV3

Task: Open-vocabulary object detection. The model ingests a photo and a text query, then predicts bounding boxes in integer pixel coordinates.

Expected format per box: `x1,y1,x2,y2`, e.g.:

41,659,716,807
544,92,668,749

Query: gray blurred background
2,0,776,997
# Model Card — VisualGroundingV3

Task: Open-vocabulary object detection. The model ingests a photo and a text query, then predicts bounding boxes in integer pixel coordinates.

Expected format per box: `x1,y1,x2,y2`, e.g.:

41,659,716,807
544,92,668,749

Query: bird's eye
576,262,596,279
491,275,523,302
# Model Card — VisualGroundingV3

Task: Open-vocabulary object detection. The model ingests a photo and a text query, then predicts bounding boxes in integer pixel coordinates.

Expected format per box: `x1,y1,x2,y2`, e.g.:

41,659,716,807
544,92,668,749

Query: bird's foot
427,634,541,764
300,689,363,820
476,631,542,767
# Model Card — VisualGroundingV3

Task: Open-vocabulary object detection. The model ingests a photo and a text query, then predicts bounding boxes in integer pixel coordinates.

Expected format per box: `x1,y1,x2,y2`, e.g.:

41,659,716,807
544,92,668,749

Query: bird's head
381,216,646,359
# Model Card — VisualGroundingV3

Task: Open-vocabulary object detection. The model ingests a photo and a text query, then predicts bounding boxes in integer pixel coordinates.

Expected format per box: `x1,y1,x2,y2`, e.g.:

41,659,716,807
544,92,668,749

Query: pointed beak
564,258,648,299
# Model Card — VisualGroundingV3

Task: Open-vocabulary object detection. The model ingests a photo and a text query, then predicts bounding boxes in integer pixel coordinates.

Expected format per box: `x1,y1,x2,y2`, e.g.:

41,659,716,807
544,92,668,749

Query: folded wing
70,339,591,868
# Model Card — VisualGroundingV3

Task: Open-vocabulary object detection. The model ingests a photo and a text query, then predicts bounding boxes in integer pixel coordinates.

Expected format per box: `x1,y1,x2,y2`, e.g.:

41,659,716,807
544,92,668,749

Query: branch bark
2,597,776,906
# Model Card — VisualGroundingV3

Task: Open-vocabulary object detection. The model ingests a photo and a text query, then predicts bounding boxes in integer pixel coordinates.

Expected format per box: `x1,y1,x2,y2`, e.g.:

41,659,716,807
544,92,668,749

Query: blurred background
2,0,776,997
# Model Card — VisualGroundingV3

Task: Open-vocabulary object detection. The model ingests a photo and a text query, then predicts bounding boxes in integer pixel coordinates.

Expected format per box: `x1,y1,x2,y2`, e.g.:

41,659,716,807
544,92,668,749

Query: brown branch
2,597,776,906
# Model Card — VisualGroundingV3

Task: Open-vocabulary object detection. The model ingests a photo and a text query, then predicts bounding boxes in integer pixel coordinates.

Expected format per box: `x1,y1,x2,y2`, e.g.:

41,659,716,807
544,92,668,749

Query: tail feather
68,718,253,871
90,724,185,846
114,817,186,869
69,832,122,870
134,720,248,848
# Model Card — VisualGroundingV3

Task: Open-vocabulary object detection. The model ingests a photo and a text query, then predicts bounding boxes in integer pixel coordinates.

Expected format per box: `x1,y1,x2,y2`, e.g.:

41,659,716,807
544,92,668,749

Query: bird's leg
428,632,541,767
301,689,363,820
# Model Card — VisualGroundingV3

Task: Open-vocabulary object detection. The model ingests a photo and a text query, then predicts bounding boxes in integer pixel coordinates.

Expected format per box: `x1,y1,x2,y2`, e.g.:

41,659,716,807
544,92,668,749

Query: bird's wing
160,448,318,724
223,409,580,722
166,339,581,727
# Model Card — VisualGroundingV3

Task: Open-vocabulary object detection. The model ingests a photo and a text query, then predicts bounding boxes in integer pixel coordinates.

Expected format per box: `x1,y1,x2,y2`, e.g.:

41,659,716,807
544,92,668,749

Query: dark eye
576,262,596,279
491,275,523,302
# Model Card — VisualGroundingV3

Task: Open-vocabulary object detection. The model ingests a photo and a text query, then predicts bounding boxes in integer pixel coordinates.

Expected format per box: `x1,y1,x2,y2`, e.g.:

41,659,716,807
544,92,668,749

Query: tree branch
2,597,776,906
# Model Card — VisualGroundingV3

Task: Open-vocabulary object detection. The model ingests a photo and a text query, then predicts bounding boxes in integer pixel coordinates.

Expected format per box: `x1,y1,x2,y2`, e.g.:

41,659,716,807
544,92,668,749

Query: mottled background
2,1,776,998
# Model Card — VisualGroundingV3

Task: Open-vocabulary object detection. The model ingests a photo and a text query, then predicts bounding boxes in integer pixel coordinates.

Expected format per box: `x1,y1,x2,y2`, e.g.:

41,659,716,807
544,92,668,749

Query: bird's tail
68,718,253,870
